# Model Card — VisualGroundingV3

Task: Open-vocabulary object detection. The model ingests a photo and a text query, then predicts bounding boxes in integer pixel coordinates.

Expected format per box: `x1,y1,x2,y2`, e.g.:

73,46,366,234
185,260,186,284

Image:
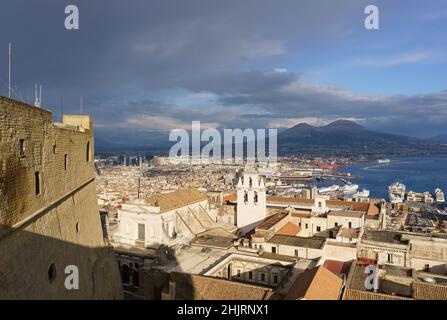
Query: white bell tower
236,170,267,228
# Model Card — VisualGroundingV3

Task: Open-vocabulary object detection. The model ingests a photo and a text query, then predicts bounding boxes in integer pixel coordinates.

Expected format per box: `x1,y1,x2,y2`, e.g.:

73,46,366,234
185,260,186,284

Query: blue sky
0,0,446,144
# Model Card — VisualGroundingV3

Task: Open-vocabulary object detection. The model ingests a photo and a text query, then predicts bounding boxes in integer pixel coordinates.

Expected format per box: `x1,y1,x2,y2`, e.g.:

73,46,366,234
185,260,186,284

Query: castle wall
0,96,122,299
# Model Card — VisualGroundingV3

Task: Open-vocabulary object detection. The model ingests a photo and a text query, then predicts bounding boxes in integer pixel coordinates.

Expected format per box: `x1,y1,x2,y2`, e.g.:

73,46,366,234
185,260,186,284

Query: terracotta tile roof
327,200,375,212
169,273,273,300
291,212,312,218
223,193,237,202
367,202,380,215
144,188,207,212
277,222,301,236
413,281,447,300
226,193,379,215
323,260,352,276
328,210,364,218
257,212,288,230
285,266,343,300
343,289,412,300
267,196,314,205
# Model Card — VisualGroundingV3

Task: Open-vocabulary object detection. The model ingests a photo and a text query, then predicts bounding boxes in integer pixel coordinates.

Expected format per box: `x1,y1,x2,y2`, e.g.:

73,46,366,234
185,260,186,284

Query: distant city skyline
0,0,446,142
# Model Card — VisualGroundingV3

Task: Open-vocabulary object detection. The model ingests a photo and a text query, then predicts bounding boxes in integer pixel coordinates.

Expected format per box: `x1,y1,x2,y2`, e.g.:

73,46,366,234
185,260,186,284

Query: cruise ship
435,188,445,204
339,183,359,196
354,189,370,199
388,182,406,204
377,159,391,164
318,185,340,194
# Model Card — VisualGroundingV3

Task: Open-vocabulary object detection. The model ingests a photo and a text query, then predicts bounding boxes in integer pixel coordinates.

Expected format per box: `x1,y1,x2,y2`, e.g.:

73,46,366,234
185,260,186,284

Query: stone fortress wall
0,96,122,299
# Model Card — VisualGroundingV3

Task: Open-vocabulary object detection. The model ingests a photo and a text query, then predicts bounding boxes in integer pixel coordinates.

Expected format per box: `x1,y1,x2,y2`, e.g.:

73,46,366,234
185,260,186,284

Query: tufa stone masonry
0,96,122,299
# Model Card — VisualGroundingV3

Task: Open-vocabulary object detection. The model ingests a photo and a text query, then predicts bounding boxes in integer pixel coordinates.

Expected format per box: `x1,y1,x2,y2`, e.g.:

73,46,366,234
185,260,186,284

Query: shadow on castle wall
0,225,123,300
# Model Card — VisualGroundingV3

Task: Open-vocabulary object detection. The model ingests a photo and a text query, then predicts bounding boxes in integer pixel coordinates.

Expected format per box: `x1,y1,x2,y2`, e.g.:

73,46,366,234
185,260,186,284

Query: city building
113,188,216,248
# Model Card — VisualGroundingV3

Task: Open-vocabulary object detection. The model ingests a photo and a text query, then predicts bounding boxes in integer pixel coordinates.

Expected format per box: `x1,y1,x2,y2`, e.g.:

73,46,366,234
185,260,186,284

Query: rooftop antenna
39,85,42,106
8,42,11,98
34,84,41,107
61,96,64,120
137,177,141,199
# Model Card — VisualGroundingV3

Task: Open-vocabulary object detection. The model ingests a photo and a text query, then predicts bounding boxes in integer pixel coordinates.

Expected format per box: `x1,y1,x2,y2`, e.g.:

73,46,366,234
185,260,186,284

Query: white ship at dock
354,189,370,199
318,185,340,194
435,188,445,204
388,182,406,204
339,183,359,196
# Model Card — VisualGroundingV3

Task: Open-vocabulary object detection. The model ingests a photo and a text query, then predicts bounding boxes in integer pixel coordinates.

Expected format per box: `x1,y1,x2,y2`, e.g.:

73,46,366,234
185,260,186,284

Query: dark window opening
249,271,253,280
133,263,140,287
316,226,321,232
19,139,25,156
272,247,277,254
64,154,68,171
121,264,130,284
48,263,57,283
273,275,278,284
348,222,352,228
86,141,90,162
35,172,41,195
261,273,265,282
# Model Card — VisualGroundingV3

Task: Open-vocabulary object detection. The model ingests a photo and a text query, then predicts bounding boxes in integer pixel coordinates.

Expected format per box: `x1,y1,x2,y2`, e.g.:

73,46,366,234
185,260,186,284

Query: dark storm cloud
0,0,445,140
0,0,364,94
201,70,447,135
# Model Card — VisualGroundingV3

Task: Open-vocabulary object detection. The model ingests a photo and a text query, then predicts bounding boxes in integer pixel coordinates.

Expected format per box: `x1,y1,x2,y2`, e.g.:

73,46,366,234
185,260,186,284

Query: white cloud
126,115,219,131
274,68,288,73
268,117,365,129
353,51,439,67
238,38,287,59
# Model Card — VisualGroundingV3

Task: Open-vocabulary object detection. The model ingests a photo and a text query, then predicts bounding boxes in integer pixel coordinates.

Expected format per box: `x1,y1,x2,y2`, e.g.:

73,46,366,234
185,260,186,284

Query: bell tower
236,170,267,228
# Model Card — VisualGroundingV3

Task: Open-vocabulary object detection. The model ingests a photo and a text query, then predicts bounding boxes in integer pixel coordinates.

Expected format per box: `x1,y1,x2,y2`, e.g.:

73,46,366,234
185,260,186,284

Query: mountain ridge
278,120,447,157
